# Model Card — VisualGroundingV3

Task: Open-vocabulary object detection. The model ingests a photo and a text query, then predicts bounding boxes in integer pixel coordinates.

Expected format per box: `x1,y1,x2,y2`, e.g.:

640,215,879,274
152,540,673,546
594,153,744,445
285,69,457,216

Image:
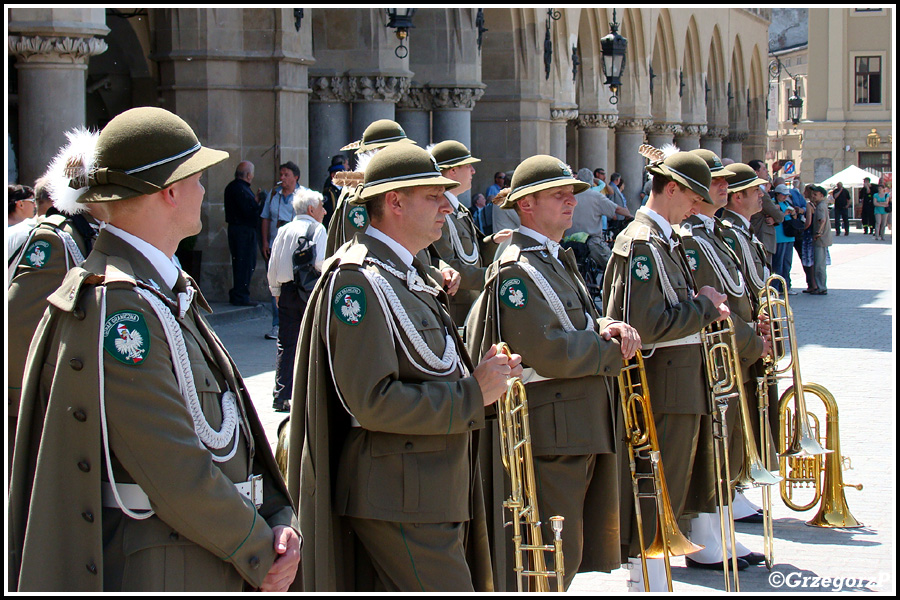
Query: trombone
495,343,565,592
759,275,863,529
618,351,703,592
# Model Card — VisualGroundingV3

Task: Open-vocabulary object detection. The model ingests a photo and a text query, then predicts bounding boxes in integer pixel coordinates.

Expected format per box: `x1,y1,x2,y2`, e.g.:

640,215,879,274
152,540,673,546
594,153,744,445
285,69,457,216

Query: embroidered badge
685,249,699,272
348,205,369,230
24,240,52,269
103,311,150,365
723,236,737,252
631,255,653,282
333,285,366,325
499,278,528,309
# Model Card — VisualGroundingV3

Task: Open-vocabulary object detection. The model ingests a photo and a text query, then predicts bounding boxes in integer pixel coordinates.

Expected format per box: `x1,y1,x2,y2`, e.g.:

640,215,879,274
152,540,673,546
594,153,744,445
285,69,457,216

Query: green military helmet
72,107,228,204
725,162,769,192
353,143,460,203
646,151,713,204
690,148,735,179
430,140,481,170
499,155,589,209
341,119,417,153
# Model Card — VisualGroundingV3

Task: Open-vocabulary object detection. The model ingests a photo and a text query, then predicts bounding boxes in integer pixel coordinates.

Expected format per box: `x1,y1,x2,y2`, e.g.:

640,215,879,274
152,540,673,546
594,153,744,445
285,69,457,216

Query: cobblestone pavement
214,229,895,594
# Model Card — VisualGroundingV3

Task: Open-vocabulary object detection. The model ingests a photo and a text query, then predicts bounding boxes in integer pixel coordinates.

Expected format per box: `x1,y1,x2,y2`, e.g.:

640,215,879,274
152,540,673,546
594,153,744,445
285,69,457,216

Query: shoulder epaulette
679,224,695,238
340,241,369,268
613,224,651,257
41,214,69,230
499,243,521,267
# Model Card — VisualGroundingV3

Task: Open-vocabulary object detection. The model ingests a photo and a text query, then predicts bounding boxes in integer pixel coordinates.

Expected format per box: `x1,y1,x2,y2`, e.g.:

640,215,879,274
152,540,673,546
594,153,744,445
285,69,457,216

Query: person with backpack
267,188,327,412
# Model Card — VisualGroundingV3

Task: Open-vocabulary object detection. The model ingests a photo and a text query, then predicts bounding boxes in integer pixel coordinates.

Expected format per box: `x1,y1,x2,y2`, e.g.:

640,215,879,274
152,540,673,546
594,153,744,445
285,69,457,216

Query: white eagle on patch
28,246,47,268
115,323,145,362
687,254,698,271
341,295,362,323
508,288,525,307
352,211,366,229
634,262,650,281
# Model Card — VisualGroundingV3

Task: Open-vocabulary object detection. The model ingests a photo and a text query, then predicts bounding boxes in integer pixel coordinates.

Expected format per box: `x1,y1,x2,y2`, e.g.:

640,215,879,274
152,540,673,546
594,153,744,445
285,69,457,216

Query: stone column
9,34,108,184
614,118,652,212
577,113,618,173
722,131,748,164
395,87,432,146
431,86,485,150
348,75,410,142
309,75,352,185
700,127,728,160
645,122,683,151
549,105,578,162
674,124,706,152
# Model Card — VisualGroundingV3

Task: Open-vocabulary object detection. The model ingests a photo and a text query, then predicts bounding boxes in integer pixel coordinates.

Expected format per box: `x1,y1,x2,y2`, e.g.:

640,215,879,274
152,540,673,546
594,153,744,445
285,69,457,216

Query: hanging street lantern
787,84,803,125
385,8,416,59
600,8,627,104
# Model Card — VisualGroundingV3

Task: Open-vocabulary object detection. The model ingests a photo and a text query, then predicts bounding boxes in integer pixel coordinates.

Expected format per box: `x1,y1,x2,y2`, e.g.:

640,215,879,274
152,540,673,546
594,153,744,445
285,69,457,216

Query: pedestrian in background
873,184,891,241
224,160,261,306
831,182,851,236
809,185,832,295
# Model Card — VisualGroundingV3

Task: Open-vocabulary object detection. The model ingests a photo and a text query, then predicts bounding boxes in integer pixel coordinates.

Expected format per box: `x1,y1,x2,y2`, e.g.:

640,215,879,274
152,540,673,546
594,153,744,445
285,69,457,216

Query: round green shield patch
347,205,369,230
24,240,52,269
104,311,151,365
685,249,699,272
499,278,528,309
723,236,737,252
333,285,367,325
631,255,653,282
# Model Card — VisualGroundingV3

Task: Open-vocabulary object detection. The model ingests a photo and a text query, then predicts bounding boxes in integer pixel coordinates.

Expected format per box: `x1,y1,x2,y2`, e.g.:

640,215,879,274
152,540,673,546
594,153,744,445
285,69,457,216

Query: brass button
73,410,87,422
82,511,94,523
78,461,90,473
69,358,84,371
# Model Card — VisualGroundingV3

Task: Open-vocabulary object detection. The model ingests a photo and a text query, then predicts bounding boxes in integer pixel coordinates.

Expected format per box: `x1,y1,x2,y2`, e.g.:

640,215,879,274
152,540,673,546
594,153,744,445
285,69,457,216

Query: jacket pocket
368,433,451,514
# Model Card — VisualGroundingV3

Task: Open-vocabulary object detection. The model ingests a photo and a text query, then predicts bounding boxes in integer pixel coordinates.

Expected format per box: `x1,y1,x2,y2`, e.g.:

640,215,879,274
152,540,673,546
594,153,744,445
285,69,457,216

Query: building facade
8,7,772,301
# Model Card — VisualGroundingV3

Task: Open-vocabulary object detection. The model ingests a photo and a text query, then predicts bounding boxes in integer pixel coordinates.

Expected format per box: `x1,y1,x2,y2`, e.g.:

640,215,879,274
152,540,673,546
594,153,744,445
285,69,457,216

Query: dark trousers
273,283,308,402
834,207,849,235
227,224,257,304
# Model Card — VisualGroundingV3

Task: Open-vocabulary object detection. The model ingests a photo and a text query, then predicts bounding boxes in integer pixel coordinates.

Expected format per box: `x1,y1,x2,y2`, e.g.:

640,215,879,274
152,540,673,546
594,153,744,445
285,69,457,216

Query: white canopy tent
818,164,882,189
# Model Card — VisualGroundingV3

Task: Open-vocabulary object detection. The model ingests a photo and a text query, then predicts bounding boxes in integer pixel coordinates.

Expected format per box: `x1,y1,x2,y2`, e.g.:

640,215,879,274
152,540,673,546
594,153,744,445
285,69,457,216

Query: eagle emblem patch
685,249,699,272
348,205,369,230
499,278,528,309
24,240,52,269
334,285,366,325
104,311,150,365
631,255,653,282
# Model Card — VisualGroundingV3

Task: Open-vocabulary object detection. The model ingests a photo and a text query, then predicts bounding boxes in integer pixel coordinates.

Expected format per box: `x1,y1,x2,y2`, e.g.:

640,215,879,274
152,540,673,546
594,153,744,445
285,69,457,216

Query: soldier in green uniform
286,142,521,592
7,134,108,469
679,150,770,569
602,150,730,591
9,107,300,592
428,140,513,324
324,119,417,258
466,155,641,590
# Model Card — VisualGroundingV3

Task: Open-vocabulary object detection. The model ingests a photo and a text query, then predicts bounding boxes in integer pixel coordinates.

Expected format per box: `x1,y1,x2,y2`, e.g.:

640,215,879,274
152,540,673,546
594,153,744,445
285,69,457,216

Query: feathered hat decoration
638,142,681,167
45,127,100,215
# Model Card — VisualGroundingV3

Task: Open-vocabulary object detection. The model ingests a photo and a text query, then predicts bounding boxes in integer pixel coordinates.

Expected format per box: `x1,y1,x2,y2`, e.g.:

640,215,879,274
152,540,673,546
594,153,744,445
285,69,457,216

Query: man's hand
492,229,515,245
259,526,301,592
473,344,523,407
600,321,641,360
441,267,461,296
696,286,730,322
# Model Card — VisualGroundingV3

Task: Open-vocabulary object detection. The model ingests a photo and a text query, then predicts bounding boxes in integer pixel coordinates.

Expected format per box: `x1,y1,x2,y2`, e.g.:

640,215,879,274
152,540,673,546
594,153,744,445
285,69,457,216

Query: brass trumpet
758,276,862,528
619,351,703,593
495,343,565,592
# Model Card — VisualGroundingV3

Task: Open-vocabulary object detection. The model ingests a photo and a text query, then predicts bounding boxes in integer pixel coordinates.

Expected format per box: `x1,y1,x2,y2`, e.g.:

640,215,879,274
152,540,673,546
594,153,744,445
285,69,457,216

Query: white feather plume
639,142,682,165
659,142,681,158
353,149,379,174
45,127,100,215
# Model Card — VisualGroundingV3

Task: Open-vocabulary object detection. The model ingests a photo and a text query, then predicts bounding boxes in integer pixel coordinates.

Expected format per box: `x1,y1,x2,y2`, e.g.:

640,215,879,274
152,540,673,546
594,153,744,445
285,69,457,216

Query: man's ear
384,189,404,216
517,195,535,216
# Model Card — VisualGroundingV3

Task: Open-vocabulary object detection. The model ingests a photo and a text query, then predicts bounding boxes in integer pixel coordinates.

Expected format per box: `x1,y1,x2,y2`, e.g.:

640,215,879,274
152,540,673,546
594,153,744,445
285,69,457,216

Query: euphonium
274,416,290,480
618,351,703,593
759,276,862,528
495,343,565,592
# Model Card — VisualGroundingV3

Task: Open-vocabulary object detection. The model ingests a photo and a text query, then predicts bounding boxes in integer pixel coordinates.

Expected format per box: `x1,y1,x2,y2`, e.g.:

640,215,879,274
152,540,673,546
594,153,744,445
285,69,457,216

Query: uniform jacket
9,231,296,592
719,208,771,302
602,210,719,415
465,230,625,578
681,215,763,383
431,192,497,324
286,233,493,592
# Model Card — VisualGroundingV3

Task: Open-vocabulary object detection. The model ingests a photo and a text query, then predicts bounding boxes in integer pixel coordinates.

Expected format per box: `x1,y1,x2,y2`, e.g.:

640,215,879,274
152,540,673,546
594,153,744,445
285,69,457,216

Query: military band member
7,137,107,469
466,155,640,589
286,143,522,592
428,140,513,323
602,150,730,591
324,119,417,258
9,108,300,592
679,150,770,569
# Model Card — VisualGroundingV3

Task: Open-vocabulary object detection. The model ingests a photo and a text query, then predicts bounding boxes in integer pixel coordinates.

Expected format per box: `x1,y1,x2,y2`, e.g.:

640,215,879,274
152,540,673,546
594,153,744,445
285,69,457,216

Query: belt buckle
249,474,264,507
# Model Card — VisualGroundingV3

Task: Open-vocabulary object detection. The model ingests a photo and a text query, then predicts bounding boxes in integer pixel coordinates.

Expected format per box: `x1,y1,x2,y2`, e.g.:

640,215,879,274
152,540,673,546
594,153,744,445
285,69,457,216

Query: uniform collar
104,224,180,290
638,206,674,240
723,208,751,230
518,226,562,263
365,226,414,270
444,190,461,211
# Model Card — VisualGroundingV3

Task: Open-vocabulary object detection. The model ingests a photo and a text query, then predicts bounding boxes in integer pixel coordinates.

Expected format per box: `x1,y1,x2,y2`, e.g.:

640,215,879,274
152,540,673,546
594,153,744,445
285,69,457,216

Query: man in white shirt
267,188,327,412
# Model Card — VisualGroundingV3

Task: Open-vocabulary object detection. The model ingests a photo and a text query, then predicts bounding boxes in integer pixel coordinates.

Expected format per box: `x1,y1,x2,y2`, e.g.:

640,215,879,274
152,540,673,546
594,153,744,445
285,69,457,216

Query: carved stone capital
646,122,684,136
428,86,485,110
723,131,749,143
348,75,411,103
550,106,579,122
679,124,708,138
9,34,107,63
309,75,352,103
615,118,654,133
702,126,729,139
397,86,432,111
